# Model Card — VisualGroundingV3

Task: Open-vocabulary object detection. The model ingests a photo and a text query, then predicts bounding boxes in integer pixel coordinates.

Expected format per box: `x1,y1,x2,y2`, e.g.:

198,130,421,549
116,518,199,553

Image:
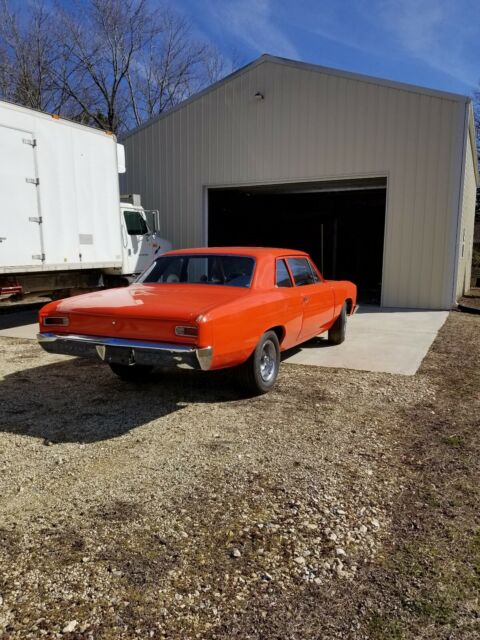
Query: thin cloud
290,0,478,88
374,0,478,86
204,0,300,59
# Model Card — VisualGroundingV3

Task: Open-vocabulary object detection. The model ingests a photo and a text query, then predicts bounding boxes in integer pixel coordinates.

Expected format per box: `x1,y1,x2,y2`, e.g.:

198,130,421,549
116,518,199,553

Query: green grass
367,612,405,639
441,434,465,448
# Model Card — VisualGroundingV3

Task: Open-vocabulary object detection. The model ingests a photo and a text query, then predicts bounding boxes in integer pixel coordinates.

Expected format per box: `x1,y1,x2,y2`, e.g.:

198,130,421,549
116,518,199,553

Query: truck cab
119,195,172,277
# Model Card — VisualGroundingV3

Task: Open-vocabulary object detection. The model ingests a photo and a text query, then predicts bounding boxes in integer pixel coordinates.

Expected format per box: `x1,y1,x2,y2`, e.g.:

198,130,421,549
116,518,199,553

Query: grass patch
441,434,465,448
367,612,405,639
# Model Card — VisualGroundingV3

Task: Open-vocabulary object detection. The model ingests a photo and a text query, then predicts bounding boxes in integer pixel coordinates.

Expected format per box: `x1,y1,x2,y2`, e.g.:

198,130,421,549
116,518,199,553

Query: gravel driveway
0,311,479,639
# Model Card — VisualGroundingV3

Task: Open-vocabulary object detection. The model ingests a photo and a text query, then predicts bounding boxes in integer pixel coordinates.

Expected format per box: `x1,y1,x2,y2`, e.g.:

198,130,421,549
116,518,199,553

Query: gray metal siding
122,58,467,309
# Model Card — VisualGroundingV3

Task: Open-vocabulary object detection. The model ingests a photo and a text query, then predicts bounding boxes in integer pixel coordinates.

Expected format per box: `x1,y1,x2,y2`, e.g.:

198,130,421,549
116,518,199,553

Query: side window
287,258,315,286
308,260,320,283
276,259,293,287
124,210,148,235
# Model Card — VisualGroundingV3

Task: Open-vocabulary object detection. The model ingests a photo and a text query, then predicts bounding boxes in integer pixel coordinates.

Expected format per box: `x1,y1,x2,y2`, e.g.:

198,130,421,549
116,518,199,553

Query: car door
286,257,335,340
273,258,303,347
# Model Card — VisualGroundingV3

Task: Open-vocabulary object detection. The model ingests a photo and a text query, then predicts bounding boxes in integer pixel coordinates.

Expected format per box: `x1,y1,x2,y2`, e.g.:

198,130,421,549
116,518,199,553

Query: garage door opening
208,179,387,304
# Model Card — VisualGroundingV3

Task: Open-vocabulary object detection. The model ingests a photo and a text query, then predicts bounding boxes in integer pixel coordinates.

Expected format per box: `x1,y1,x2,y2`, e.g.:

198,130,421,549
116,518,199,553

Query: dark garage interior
208,180,387,304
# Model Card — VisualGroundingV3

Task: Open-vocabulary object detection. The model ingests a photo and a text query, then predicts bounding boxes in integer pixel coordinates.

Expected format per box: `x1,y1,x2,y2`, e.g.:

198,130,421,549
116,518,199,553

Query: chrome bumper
37,332,213,371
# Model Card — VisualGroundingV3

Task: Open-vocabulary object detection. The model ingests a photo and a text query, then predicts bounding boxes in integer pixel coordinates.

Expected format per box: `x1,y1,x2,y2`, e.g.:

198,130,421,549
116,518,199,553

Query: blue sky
178,0,480,96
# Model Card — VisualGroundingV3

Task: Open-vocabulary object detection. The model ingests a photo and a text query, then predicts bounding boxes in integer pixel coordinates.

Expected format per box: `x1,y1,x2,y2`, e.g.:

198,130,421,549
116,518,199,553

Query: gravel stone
0,326,448,638
62,620,78,633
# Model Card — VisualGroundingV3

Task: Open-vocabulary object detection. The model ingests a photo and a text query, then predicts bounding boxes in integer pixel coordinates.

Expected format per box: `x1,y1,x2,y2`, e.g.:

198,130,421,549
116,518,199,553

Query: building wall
122,58,469,309
456,126,477,298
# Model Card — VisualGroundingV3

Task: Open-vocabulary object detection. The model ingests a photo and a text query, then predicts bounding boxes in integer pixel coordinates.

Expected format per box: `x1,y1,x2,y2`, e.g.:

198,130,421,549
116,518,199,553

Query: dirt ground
459,289,480,310
0,311,479,639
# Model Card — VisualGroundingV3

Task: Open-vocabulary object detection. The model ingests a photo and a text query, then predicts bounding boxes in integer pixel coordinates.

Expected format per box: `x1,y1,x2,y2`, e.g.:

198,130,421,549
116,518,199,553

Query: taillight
175,326,198,337
44,316,69,326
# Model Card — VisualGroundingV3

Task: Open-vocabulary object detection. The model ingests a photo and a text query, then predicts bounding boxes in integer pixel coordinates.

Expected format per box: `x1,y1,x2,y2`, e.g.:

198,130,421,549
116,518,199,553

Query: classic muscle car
38,247,357,394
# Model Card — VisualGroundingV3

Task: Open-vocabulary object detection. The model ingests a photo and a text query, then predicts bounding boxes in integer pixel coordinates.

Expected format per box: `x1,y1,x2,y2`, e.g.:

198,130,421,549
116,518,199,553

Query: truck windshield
139,255,255,288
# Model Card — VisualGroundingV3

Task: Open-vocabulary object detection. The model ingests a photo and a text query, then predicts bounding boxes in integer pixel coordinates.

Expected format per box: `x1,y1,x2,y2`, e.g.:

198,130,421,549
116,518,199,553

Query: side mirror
144,210,160,233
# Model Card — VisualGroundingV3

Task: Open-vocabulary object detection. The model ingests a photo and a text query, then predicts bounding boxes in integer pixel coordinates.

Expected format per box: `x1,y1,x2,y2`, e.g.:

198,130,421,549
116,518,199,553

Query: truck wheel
109,363,153,382
328,302,347,345
237,330,280,395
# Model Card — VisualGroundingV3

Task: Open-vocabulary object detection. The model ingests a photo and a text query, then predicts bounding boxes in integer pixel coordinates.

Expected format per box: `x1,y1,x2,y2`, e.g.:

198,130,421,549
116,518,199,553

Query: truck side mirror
144,210,160,233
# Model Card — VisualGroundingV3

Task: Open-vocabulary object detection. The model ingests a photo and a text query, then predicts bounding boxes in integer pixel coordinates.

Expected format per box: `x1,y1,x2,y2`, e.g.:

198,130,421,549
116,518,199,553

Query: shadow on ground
0,309,39,330
1,357,243,444
281,336,332,359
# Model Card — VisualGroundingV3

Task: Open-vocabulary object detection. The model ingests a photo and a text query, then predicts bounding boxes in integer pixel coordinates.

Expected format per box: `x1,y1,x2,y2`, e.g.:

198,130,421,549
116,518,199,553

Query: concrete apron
283,306,449,376
1,306,449,377
0,323,38,340
0,310,39,340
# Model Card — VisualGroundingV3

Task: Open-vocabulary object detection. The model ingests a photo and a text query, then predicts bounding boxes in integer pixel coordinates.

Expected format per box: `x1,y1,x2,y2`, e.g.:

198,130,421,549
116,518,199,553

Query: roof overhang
122,54,471,141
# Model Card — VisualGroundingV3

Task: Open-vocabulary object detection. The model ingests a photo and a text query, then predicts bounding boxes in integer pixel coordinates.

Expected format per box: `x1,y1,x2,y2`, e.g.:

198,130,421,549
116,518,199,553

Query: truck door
121,208,154,274
0,126,43,268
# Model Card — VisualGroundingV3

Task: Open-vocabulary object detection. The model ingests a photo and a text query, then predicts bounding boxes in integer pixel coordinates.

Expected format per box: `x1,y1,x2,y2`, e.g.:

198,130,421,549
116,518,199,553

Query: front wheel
328,302,347,345
109,363,154,382
237,331,280,395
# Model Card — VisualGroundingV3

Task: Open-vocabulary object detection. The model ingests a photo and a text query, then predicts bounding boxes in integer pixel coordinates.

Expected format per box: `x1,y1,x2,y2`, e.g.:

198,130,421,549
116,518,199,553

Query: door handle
0,237,6,242
303,295,309,303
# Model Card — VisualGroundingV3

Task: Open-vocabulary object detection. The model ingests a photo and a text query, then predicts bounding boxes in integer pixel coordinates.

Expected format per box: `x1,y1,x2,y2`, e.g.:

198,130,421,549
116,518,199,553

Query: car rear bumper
37,332,213,371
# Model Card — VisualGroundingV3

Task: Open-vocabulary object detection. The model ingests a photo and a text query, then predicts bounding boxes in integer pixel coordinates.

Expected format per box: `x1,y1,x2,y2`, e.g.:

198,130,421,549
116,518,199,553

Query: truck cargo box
0,100,124,274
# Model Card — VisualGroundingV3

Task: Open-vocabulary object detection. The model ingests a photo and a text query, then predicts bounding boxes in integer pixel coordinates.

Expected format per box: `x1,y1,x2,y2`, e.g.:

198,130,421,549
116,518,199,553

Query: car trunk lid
54,284,249,343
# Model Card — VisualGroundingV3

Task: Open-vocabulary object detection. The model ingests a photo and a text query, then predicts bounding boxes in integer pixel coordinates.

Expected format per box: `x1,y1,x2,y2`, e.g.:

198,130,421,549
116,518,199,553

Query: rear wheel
109,363,153,382
328,302,347,345
237,331,280,395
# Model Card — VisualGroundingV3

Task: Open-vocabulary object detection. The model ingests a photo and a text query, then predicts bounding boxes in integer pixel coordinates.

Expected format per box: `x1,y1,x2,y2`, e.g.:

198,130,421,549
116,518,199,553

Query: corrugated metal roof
122,53,470,140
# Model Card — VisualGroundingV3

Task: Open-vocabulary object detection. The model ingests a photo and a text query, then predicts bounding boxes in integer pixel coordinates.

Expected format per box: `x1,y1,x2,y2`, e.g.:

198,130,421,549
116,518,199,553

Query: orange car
38,248,357,394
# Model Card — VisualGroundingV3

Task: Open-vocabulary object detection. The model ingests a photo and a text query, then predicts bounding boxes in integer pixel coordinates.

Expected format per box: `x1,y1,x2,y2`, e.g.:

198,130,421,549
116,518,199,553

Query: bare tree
125,10,214,126
0,0,68,112
474,90,480,154
202,45,244,86
54,0,163,133
0,40,9,98
57,0,235,133
0,0,236,133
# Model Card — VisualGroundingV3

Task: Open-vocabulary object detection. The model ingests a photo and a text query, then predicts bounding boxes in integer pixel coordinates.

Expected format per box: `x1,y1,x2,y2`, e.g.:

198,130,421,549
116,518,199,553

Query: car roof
163,247,308,258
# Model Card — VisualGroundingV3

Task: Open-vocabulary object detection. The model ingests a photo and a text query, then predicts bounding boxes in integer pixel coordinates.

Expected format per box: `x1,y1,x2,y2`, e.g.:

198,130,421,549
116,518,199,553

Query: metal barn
121,55,478,309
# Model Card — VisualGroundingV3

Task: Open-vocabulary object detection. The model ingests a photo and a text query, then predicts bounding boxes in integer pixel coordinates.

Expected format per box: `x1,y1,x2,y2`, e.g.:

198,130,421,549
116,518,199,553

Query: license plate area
97,345,135,366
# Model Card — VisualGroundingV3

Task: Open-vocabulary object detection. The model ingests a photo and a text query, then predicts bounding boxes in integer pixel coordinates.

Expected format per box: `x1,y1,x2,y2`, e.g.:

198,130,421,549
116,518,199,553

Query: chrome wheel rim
260,339,277,382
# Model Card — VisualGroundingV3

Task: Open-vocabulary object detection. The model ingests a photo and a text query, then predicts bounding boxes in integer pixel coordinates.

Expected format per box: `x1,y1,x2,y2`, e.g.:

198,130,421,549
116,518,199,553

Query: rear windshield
139,254,255,288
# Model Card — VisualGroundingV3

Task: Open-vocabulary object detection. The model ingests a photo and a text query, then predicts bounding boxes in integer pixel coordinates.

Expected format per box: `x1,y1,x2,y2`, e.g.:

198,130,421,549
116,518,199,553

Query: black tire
109,363,153,382
237,330,280,395
328,302,347,345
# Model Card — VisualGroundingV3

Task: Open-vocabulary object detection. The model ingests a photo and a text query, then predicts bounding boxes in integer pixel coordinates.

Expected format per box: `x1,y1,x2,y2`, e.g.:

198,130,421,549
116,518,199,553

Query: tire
237,331,280,395
109,363,153,382
328,302,347,345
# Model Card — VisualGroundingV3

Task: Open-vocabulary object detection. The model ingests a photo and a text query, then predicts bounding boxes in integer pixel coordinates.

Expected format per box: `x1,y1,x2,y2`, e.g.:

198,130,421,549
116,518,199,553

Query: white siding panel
122,58,468,309
456,130,477,297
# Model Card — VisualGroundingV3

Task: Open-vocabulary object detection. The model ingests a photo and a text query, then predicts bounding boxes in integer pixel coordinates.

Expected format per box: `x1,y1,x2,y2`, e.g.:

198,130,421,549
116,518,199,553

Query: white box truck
0,100,171,300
